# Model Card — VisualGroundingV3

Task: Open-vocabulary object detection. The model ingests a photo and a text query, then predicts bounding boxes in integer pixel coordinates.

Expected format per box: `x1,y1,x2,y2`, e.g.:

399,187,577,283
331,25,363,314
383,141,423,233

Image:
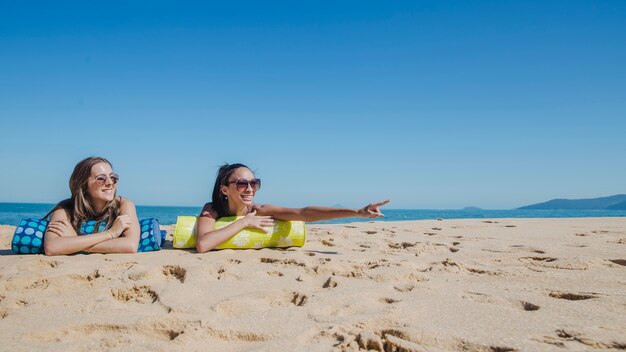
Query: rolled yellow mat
172,216,306,250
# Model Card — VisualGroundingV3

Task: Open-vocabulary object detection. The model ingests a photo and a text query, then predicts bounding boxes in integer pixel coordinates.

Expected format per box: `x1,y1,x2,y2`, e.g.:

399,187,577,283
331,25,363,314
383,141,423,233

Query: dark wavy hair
45,157,120,233
211,163,251,218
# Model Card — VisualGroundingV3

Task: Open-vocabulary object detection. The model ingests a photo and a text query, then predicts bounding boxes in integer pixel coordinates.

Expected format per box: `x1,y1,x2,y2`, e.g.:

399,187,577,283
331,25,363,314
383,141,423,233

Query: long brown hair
46,157,120,232
211,163,250,218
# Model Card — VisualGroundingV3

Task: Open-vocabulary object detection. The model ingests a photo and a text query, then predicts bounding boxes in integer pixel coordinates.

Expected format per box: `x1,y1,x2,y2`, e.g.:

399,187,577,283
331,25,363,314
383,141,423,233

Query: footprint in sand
536,329,626,350
128,271,149,281
322,277,338,288
356,330,384,351
379,297,401,304
355,329,424,352
464,292,540,312
25,278,50,290
260,257,307,267
439,259,501,276
162,265,187,283
608,259,626,266
355,328,514,352
31,259,61,269
111,285,159,304
387,241,417,250
291,292,308,306
379,330,425,352
548,291,597,301
15,299,29,307
69,270,102,283
520,301,540,311
321,239,335,247
394,284,415,293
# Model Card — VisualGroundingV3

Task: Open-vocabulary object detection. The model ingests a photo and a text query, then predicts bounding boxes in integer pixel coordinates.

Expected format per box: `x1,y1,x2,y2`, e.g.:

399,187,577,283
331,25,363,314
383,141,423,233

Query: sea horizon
1,202,625,226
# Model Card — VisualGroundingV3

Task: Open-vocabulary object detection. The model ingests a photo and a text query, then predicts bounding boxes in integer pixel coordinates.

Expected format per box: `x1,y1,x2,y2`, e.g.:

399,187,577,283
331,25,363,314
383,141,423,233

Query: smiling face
221,167,257,212
86,162,117,210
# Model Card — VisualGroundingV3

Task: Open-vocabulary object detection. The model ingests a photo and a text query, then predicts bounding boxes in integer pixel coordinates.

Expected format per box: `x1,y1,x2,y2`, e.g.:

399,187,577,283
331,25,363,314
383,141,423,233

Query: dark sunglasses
94,174,119,186
226,178,261,191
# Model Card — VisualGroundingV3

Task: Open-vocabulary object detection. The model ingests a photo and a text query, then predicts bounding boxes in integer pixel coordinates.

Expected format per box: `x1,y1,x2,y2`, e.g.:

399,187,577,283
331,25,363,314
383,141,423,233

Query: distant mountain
518,194,626,210
606,200,626,210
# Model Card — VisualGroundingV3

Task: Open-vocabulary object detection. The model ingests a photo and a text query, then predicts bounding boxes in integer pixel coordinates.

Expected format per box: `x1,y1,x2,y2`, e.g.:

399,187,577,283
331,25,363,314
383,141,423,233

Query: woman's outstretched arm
255,200,390,222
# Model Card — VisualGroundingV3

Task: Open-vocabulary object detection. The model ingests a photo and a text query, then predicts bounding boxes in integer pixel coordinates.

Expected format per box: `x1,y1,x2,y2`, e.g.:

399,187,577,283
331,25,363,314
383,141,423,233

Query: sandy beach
0,217,625,351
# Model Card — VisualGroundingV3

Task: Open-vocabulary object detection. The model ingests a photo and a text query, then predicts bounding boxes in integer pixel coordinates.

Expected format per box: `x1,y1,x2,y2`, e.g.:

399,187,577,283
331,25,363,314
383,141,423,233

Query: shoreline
1,205,626,227
1,217,625,351
0,215,626,228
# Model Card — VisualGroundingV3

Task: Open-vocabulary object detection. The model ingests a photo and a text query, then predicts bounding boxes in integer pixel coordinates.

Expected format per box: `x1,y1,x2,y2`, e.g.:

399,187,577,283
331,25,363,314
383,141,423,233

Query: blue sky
1,1,625,209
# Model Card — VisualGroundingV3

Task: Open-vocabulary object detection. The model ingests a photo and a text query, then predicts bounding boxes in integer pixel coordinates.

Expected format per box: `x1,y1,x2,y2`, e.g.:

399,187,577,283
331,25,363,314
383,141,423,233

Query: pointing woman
196,163,389,253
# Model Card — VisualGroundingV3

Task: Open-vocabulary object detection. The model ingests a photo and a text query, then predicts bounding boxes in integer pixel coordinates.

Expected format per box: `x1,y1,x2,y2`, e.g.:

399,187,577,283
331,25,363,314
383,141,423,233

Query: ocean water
1,202,625,226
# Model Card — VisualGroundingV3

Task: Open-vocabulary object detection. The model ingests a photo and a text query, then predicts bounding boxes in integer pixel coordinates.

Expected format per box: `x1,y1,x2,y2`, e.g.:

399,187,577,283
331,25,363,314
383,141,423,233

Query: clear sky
1,1,625,209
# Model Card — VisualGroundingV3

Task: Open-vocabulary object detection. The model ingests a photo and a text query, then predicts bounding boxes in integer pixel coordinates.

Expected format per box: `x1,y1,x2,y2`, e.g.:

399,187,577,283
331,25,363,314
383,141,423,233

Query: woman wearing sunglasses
196,163,389,253
43,157,140,255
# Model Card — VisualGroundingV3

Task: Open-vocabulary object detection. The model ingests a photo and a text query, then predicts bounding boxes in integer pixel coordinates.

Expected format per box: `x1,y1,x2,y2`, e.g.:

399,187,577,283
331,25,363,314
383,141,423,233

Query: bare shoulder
118,196,136,210
49,207,70,222
200,203,218,219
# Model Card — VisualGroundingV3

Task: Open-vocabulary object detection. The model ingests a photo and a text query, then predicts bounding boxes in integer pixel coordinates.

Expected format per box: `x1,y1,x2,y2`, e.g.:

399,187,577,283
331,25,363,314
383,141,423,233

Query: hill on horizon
518,194,626,210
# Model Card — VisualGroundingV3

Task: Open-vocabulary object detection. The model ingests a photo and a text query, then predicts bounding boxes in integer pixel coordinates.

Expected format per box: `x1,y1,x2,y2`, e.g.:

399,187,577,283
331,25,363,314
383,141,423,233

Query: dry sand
0,218,625,351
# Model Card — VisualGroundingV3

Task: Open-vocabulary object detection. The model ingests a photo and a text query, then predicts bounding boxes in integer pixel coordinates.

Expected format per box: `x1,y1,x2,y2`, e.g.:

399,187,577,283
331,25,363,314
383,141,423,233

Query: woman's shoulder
117,196,135,206
200,203,218,219
117,196,136,208
45,199,72,219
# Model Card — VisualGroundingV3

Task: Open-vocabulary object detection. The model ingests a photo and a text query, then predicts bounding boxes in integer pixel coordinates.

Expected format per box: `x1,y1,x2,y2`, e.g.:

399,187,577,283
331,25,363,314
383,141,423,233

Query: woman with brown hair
43,157,140,255
196,163,389,253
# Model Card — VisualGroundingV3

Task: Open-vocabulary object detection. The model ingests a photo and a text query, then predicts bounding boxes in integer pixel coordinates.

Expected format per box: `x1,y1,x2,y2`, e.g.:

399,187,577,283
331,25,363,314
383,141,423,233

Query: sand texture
0,218,625,351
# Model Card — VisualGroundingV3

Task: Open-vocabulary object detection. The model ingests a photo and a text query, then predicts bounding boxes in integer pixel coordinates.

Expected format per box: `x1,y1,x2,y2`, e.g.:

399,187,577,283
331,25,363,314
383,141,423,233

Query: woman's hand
109,214,131,237
242,210,275,232
46,220,77,237
357,200,390,218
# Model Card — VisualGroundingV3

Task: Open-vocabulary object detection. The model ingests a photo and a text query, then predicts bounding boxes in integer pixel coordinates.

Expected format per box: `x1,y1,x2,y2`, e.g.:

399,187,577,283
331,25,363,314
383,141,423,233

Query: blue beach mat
11,218,165,254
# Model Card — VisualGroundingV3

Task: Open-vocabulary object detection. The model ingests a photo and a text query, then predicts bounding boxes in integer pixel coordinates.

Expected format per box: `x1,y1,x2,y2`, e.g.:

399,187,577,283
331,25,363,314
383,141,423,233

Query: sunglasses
94,174,119,186
226,178,261,192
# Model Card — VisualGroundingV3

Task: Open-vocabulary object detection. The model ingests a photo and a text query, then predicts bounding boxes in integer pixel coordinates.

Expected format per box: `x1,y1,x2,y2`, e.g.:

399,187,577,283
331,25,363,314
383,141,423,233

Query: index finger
371,200,390,207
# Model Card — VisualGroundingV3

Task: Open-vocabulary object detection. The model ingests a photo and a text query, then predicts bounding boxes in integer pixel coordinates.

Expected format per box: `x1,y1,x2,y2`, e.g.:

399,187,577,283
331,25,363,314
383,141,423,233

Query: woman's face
87,162,117,206
222,167,258,207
